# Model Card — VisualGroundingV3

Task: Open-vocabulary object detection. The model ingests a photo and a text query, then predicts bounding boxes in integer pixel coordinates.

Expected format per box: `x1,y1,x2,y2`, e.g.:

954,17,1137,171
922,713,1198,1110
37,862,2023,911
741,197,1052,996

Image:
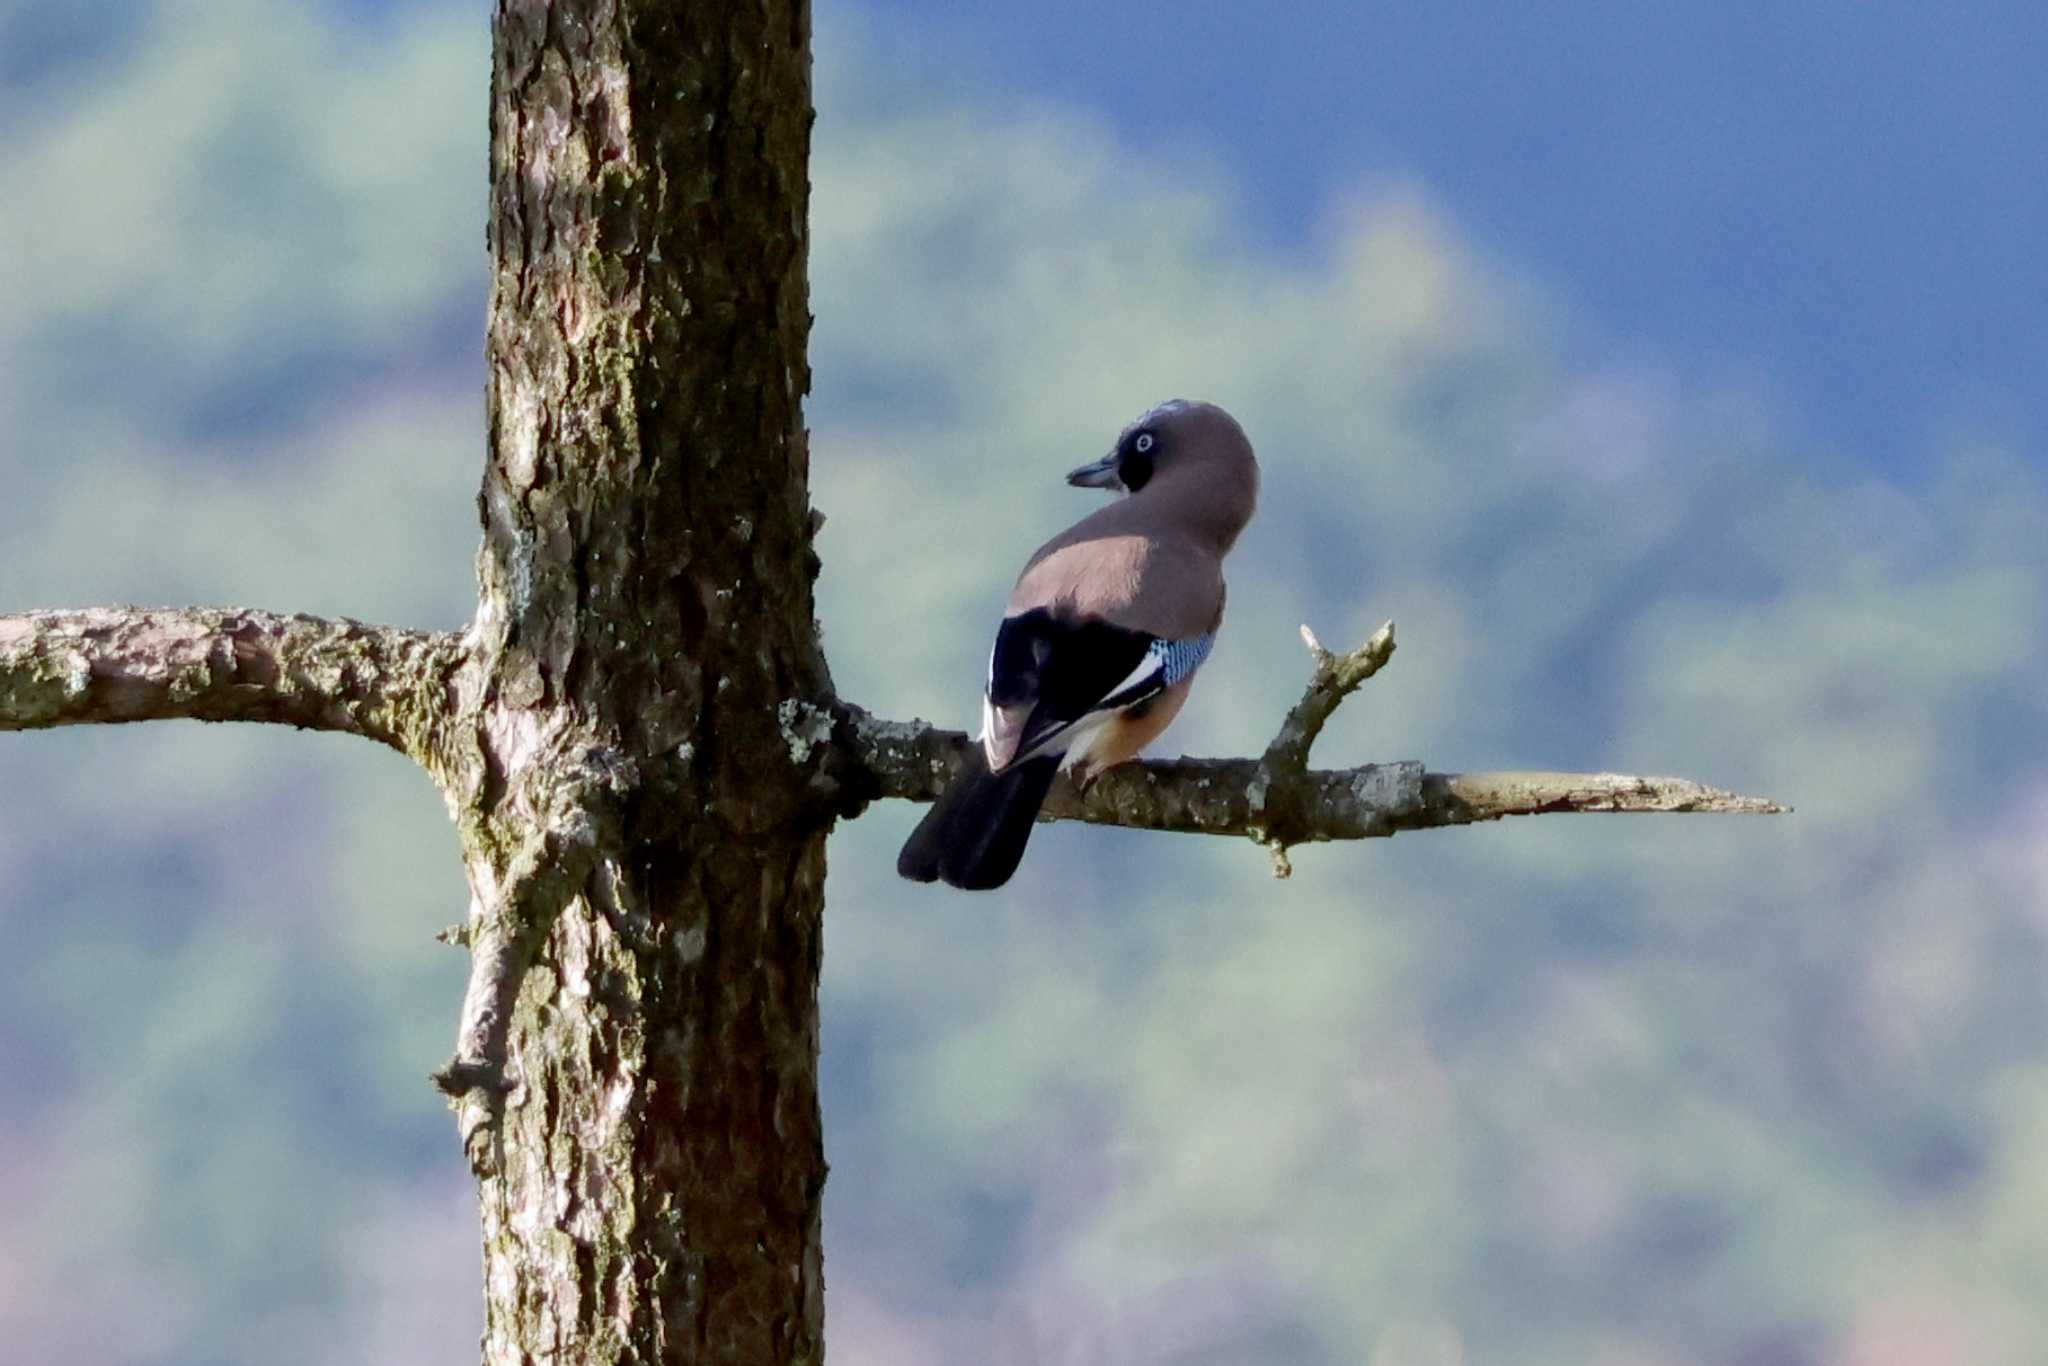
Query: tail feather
897,751,1061,890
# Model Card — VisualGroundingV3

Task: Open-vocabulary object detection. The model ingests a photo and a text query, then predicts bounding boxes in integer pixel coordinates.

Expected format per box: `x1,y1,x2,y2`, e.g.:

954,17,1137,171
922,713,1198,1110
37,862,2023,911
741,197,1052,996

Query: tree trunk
448,2,827,1360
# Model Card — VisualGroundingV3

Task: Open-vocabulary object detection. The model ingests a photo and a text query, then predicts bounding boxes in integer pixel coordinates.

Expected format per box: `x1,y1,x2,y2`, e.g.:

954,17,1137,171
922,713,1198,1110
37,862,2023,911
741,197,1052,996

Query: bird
898,399,1260,889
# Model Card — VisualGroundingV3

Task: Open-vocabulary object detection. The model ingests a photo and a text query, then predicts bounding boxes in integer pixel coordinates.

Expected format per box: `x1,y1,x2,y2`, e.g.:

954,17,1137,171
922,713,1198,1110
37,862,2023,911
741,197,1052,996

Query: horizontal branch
846,713,1781,826
841,619,1786,875
0,607,463,759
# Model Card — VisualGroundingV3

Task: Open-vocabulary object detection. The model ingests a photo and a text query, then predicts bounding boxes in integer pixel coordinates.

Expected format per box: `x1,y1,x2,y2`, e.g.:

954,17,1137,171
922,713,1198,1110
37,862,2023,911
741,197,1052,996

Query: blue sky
11,1,2040,472
841,1,2046,476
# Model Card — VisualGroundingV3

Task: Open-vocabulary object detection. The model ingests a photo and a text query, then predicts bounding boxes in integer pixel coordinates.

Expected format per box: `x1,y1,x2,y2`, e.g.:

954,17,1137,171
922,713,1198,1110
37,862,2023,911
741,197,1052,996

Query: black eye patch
1120,445,1154,491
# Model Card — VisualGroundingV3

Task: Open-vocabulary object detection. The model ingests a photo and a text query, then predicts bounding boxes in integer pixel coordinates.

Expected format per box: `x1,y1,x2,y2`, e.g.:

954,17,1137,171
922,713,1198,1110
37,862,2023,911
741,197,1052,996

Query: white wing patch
1099,651,1167,706
1096,633,1213,711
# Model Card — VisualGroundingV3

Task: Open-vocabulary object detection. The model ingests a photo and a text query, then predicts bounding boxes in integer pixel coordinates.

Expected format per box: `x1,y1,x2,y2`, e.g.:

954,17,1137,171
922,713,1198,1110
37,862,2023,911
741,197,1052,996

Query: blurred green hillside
2,4,2044,1365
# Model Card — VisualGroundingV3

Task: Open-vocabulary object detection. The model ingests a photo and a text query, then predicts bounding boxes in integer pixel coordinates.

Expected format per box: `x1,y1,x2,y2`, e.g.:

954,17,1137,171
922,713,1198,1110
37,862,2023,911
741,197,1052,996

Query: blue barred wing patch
1154,633,1214,686
1074,629,1217,717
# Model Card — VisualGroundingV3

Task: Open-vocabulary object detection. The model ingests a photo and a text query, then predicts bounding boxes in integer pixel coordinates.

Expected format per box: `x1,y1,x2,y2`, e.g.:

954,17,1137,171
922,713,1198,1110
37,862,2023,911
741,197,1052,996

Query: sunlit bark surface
439,2,828,1360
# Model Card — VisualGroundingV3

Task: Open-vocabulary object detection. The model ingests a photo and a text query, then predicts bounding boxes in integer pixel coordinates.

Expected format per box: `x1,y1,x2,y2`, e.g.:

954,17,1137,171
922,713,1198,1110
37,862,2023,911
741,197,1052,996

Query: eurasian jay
898,399,1260,889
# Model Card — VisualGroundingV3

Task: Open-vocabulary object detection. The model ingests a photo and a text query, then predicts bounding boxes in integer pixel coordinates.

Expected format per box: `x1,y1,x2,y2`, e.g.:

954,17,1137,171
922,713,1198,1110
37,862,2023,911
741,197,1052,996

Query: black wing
987,608,1164,763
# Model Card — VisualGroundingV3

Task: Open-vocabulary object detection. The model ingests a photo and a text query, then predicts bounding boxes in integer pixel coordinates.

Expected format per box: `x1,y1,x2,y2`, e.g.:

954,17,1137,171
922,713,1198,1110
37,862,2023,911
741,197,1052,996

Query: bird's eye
1134,432,1155,454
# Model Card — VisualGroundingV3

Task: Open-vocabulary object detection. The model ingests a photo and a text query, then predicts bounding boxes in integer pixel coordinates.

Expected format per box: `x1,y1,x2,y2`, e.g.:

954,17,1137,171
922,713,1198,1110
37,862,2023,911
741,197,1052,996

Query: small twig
1249,621,1399,875
1260,620,1397,774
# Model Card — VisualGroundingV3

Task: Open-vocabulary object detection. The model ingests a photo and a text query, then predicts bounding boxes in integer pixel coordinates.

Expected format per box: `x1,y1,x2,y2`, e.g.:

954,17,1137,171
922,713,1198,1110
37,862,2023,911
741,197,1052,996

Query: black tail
897,751,1061,890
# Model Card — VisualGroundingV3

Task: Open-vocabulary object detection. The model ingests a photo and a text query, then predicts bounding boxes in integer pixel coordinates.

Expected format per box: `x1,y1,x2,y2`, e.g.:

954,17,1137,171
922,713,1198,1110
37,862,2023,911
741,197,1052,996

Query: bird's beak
1065,451,1122,490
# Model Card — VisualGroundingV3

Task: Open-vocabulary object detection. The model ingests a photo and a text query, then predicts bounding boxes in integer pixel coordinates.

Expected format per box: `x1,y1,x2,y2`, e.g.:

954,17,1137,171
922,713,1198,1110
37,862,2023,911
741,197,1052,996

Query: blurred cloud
315,1177,481,1366
0,0,485,450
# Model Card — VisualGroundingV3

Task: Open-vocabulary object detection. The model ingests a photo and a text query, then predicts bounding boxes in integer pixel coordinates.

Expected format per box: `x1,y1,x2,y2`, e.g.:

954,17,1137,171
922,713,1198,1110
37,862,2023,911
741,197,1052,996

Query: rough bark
0,608,458,758
426,2,830,1362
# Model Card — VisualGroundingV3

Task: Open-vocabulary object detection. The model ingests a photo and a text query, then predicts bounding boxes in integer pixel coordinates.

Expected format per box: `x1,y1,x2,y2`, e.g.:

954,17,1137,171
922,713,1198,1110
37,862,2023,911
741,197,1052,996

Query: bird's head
1066,399,1260,549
